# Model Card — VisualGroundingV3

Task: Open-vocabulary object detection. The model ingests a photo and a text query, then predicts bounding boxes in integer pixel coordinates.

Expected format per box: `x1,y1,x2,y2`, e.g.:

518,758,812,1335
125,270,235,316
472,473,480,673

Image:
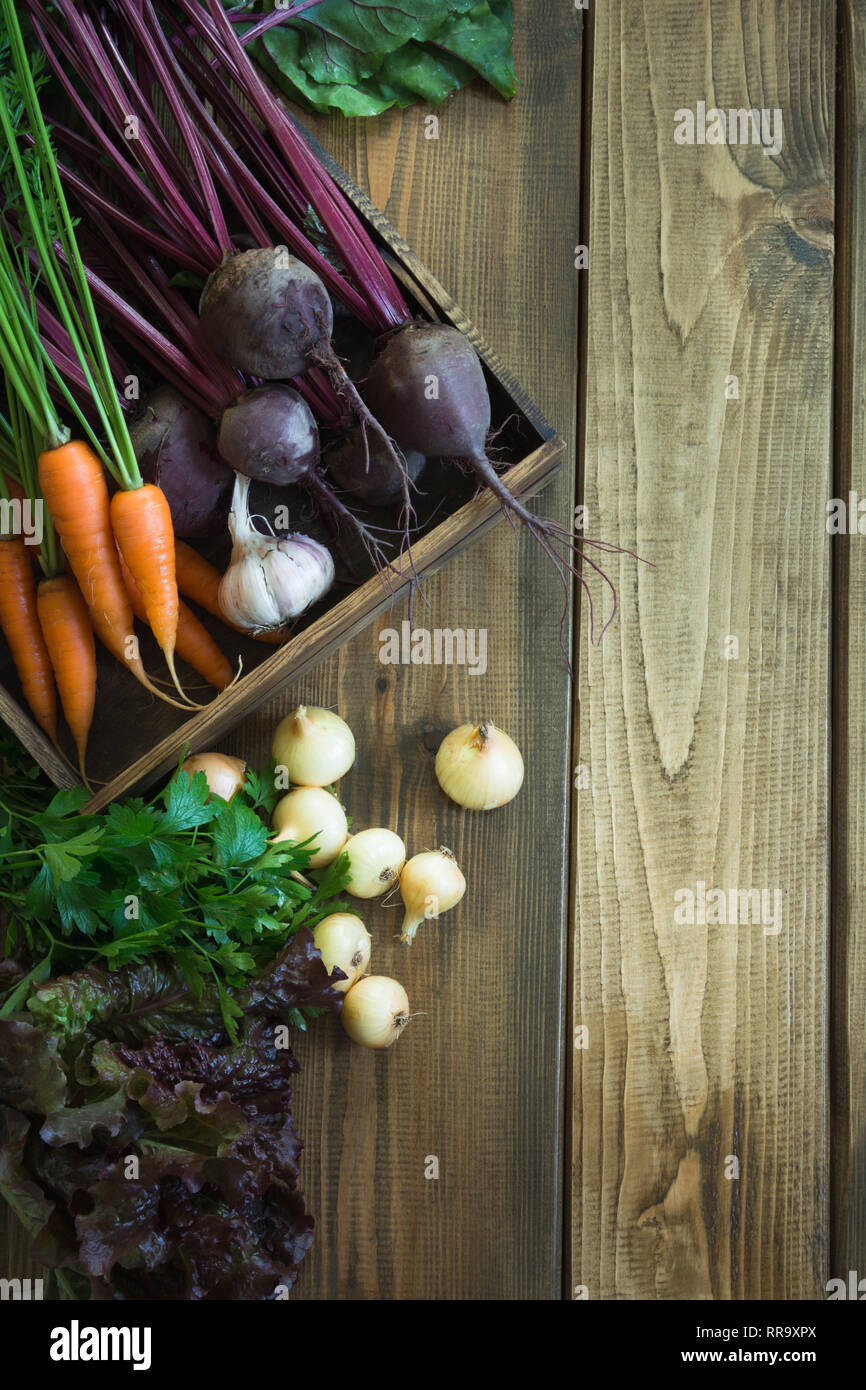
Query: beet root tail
469,454,649,647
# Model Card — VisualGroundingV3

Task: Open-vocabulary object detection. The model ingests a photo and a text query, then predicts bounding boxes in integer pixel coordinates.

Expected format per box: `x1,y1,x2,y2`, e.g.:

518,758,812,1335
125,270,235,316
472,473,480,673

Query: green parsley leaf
211,801,270,867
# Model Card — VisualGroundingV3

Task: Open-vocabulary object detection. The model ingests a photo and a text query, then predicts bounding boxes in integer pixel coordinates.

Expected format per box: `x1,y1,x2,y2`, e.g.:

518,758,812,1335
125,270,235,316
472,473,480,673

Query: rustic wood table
3,0,862,1301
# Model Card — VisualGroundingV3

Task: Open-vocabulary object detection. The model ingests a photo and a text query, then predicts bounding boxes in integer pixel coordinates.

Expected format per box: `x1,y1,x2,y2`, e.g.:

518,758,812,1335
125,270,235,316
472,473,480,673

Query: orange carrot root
37,573,96,787
0,537,58,745
38,442,191,711
110,483,200,705
118,548,234,693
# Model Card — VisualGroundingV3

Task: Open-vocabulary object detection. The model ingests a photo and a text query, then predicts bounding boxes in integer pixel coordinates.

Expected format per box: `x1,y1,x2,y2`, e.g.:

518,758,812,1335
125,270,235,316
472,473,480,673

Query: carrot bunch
0,0,230,783
0,421,95,783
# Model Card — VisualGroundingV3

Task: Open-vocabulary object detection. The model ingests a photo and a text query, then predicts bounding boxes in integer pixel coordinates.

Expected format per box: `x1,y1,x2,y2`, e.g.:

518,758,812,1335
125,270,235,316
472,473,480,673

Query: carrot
37,442,190,710
109,482,197,701
36,573,96,785
0,537,57,744
174,539,287,645
117,548,234,693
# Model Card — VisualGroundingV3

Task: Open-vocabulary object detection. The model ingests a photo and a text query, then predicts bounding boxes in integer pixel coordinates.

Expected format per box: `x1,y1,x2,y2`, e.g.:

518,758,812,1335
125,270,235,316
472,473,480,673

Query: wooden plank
833,0,866,1286
0,4,581,1300
571,0,833,1300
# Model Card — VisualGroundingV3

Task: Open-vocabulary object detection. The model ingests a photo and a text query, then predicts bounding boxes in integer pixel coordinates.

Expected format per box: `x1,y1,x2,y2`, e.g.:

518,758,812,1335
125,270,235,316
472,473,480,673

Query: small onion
399,847,466,944
271,705,355,786
313,913,371,993
271,787,348,867
434,720,524,810
341,975,410,1049
181,752,246,801
343,827,406,899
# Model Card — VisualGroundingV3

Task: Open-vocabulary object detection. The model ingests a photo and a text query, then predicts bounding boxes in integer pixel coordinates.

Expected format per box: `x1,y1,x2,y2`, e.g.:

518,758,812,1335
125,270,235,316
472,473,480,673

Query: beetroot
198,248,415,543
217,384,320,486
366,323,630,640
326,429,426,507
365,323,491,459
129,386,233,536
217,384,391,576
199,248,332,380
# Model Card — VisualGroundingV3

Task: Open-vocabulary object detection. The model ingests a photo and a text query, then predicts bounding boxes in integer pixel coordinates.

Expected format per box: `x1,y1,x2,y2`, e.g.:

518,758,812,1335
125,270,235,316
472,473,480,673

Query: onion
343,828,406,899
271,705,355,786
271,786,348,867
181,752,246,801
341,975,410,1049
434,721,524,810
313,912,371,993
399,847,466,944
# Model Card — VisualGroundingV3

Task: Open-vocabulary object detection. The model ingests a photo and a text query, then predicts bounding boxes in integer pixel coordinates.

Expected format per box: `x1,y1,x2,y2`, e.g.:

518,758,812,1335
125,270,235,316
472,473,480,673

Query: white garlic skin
218,472,334,632
219,531,334,631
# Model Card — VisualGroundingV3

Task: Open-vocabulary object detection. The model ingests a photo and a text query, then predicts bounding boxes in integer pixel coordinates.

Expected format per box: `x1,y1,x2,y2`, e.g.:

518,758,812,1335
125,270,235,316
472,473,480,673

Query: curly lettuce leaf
0,1019,67,1114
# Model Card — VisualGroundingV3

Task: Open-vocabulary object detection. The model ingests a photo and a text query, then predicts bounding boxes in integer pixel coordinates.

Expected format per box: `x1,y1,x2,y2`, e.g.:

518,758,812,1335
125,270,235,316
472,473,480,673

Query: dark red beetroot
129,386,233,537
217,383,320,486
365,323,491,458
199,248,332,380
217,384,392,576
199,248,415,540
325,429,426,507
365,323,633,640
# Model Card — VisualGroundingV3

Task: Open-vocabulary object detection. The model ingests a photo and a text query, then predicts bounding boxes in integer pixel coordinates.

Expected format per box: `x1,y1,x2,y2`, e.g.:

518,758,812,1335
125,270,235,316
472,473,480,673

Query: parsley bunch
0,736,349,1037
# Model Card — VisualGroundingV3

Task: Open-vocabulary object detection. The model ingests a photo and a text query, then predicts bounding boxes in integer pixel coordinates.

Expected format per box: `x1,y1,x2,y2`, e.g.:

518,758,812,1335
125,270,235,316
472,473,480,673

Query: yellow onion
434,721,524,810
271,705,355,786
271,787,348,867
343,828,405,898
399,847,466,944
313,913,371,993
181,752,246,801
341,976,410,1048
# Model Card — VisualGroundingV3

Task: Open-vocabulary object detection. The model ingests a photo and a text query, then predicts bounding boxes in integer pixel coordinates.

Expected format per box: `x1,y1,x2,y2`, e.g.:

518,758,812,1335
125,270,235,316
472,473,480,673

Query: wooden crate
0,135,564,812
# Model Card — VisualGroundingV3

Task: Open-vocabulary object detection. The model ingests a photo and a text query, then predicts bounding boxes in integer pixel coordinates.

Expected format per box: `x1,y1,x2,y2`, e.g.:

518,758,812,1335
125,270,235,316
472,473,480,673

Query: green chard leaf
244,0,517,117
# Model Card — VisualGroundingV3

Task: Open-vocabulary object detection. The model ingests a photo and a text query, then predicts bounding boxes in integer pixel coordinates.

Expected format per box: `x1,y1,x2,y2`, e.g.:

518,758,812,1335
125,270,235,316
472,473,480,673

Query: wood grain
0,3,581,1300
833,0,866,1285
571,0,833,1300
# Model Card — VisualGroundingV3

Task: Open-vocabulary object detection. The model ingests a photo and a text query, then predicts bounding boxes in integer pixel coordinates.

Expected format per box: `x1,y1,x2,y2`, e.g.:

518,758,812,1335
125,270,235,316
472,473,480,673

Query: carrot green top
0,0,142,490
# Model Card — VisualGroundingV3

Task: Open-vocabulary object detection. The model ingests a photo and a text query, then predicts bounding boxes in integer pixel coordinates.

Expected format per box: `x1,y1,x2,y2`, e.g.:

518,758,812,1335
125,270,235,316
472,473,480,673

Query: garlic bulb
181,752,246,801
218,473,334,633
341,975,410,1048
399,847,466,944
271,786,348,867
271,705,355,786
343,828,406,898
313,913,371,993
434,720,524,810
